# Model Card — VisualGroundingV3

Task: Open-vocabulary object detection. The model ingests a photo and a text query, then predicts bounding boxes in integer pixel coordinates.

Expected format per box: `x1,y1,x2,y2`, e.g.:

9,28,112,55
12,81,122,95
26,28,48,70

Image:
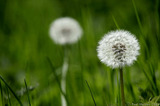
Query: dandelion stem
61,45,69,106
120,68,125,106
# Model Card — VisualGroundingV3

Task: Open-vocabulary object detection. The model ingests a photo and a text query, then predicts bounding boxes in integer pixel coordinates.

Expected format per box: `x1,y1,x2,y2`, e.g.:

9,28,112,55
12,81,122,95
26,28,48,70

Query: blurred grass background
0,0,160,105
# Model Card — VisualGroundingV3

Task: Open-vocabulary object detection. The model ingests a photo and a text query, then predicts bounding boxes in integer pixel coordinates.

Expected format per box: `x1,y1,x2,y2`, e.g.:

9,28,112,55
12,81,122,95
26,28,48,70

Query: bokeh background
0,0,160,105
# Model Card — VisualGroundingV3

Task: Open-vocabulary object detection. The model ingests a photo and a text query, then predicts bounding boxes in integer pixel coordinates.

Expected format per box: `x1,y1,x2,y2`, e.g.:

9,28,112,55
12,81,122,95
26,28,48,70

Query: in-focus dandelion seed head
49,17,83,45
97,30,140,68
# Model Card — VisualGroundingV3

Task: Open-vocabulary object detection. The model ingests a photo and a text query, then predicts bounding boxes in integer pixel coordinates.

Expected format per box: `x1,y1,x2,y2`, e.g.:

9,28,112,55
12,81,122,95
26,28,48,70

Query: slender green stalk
116,70,120,105
6,85,11,106
142,69,158,96
24,79,31,106
61,45,69,106
152,69,159,95
0,76,23,106
85,80,96,106
0,80,4,106
47,57,69,106
112,15,120,29
110,69,115,102
155,0,159,38
78,41,85,105
47,57,63,93
119,68,125,106
132,0,143,34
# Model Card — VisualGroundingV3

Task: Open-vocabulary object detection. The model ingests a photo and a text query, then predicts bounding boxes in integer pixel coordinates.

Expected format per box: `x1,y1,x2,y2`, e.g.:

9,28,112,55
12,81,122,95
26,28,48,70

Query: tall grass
0,76,23,106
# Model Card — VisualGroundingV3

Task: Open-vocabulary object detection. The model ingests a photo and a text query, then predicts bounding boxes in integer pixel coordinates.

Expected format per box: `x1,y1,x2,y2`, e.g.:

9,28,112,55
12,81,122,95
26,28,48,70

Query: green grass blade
47,57,65,95
155,0,160,38
47,57,69,105
85,80,96,106
152,69,159,95
132,0,143,34
141,69,157,95
0,76,23,106
116,70,121,105
6,85,11,106
112,15,120,29
24,79,31,106
0,80,4,106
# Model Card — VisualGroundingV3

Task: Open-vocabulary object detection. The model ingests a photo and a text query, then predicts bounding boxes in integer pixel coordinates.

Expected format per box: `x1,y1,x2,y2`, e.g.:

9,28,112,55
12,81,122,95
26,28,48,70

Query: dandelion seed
97,30,140,68
49,17,83,45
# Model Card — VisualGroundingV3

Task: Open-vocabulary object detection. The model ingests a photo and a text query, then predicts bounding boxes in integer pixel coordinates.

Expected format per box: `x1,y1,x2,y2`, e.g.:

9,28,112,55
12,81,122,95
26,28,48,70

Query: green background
0,0,160,105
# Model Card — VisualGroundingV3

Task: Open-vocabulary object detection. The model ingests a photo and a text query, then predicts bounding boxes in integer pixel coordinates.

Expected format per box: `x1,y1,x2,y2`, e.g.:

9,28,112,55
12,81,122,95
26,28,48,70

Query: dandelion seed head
49,17,83,45
97,30,140,68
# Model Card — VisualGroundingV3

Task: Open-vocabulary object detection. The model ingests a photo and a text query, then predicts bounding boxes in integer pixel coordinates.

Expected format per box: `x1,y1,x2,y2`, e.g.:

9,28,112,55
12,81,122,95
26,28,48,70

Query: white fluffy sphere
49,17,83,45
97,30,140,68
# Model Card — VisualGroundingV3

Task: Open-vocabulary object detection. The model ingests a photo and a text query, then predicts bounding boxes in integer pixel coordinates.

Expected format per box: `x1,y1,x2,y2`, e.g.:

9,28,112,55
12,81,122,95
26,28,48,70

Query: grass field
0,0,160,105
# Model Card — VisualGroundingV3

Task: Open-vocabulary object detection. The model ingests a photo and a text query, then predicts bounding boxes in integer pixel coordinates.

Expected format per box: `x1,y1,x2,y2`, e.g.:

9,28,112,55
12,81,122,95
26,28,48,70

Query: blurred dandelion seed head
49,17,83,45
97,30,140,68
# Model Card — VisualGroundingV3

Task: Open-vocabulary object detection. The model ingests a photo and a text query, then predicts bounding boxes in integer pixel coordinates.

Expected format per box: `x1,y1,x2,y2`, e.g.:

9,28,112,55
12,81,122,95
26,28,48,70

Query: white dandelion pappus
49,17,83,45
97,30,140,68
